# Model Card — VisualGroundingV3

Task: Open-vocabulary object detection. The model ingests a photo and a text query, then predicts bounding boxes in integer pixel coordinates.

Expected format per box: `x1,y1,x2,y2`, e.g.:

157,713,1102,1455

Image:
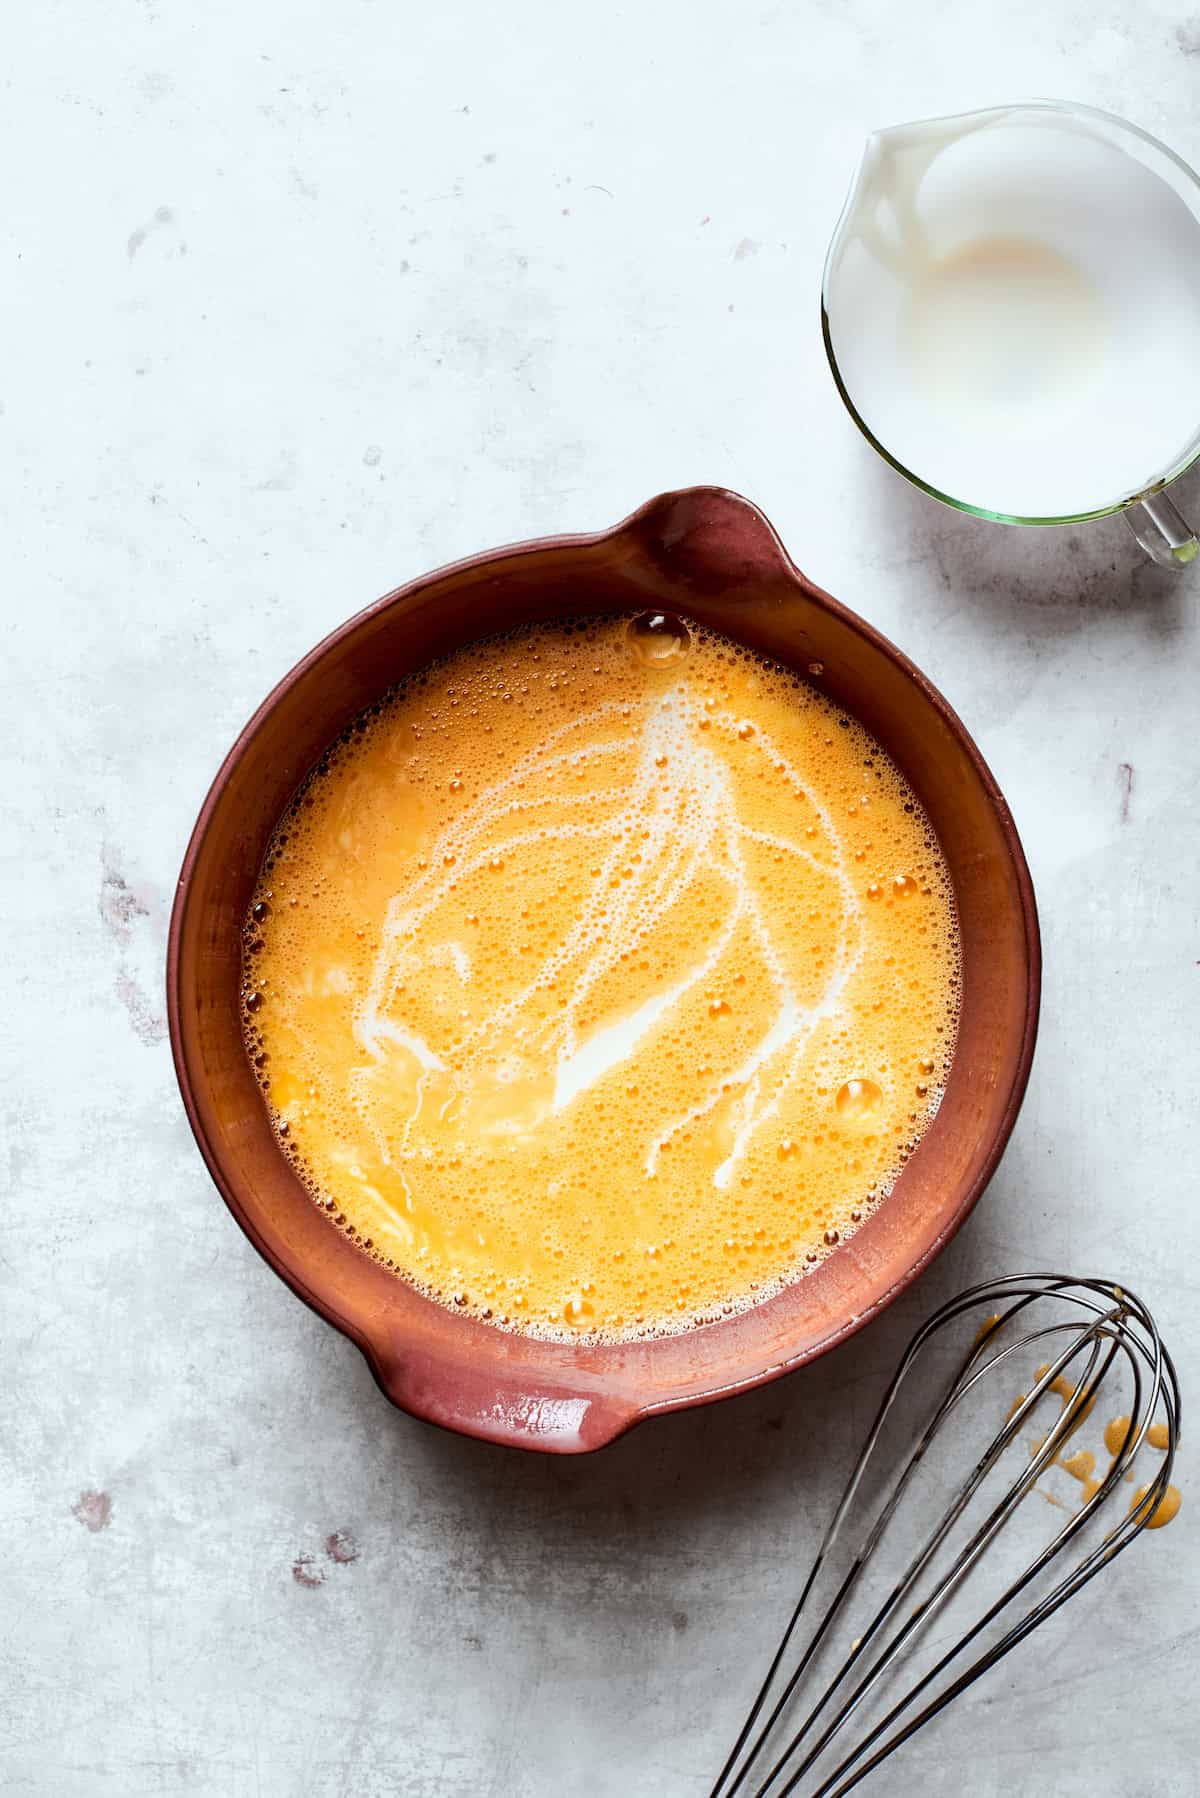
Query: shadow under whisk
710,1273,1181,1798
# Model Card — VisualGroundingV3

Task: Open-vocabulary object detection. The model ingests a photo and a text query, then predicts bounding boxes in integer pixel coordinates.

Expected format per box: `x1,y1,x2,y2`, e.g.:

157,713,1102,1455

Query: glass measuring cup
822,101,1200,566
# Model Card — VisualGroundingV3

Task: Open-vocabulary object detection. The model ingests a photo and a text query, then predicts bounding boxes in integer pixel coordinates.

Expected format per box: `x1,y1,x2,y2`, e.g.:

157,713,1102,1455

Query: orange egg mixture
244,614,960,1339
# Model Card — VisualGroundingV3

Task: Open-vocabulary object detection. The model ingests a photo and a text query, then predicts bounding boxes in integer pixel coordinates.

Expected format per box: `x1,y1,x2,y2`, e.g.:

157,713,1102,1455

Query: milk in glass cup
823,102,1200,566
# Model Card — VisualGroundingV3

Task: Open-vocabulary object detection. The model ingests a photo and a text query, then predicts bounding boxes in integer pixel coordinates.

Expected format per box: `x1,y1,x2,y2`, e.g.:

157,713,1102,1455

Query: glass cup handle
1123,490,1199,568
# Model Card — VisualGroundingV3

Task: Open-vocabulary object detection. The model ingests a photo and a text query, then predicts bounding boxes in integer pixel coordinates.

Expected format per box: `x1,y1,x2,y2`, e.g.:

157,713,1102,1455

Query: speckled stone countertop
2,3,1197,1793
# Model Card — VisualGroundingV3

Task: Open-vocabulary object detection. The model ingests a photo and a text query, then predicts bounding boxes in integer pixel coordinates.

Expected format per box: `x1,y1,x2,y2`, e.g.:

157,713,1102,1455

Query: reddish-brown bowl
168,487,1039,1454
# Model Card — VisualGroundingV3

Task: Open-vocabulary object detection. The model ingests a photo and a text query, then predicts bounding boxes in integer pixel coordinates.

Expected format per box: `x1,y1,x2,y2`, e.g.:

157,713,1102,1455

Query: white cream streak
354,689,863,1190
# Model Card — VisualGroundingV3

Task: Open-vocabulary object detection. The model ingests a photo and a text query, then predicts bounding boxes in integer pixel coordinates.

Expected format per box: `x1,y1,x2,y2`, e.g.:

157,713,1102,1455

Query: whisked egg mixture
244,613,960,1340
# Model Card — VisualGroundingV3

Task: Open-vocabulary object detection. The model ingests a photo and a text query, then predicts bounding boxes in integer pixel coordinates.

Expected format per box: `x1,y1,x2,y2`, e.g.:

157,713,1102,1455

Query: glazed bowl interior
169,487,1039,1453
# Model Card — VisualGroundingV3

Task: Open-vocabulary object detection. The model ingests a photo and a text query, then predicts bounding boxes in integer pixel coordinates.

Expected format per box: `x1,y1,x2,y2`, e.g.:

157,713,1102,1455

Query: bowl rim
166,486,1041,1451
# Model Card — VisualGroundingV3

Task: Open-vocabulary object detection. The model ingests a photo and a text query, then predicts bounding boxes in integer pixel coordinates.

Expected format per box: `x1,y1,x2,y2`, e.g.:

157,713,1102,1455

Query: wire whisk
711,1273,1181,1798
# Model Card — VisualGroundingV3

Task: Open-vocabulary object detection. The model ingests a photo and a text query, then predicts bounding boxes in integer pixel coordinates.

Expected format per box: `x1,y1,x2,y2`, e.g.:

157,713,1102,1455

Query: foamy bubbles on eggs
244,615,961,1342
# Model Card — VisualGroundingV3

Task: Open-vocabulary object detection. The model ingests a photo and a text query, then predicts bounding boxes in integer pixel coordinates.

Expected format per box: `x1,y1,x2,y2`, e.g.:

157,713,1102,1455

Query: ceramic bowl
168,487,1039,1453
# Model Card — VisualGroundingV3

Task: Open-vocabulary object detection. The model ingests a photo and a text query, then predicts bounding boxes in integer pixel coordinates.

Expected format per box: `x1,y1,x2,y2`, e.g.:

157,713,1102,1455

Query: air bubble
626,611,692,667
835,1079,883,1120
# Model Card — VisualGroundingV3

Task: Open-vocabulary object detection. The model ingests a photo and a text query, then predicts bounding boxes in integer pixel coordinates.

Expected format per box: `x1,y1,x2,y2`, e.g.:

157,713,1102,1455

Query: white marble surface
3,3,1199,1793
